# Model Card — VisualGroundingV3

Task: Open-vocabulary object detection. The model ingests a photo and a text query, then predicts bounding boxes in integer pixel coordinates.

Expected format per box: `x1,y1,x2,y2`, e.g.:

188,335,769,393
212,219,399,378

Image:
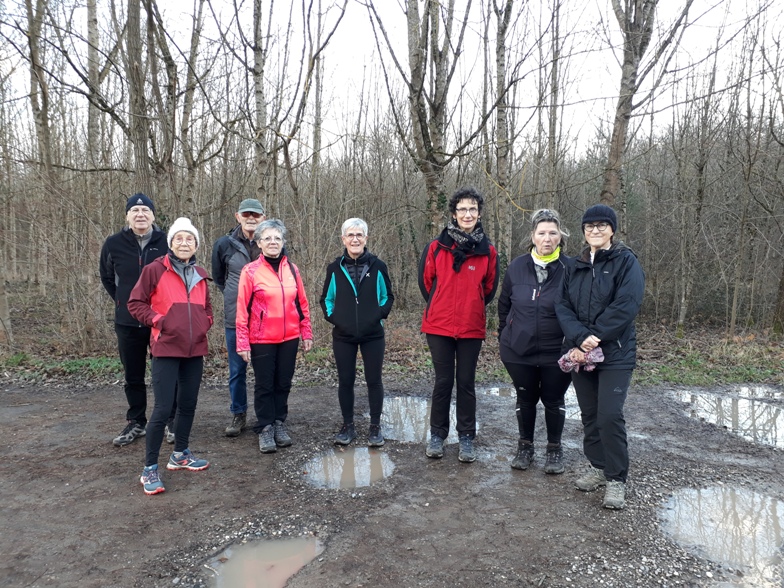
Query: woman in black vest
498,209,572,474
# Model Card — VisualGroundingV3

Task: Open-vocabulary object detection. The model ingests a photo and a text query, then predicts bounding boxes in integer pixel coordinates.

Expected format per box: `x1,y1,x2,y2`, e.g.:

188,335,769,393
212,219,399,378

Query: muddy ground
2,368,783,588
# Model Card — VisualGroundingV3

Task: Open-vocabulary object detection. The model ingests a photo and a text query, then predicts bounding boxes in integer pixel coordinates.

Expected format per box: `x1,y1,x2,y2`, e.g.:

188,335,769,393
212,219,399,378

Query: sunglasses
240,211,263,219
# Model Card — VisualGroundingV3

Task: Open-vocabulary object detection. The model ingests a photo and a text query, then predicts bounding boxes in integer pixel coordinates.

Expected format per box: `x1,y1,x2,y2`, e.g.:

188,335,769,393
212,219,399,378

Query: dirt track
2,375,783,588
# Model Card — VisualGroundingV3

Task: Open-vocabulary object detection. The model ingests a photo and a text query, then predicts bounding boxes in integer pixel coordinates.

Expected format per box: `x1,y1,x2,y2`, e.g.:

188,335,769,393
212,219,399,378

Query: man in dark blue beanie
126,193,156,214
581,204,617,232
100,193,174,447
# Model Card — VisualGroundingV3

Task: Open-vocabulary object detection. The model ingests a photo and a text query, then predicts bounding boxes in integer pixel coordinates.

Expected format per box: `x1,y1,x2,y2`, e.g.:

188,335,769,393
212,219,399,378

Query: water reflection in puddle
303,447,394,489
476,384,581,420
661,486,784,587
670,386,784,447
381,396,466,443
208,537,324,588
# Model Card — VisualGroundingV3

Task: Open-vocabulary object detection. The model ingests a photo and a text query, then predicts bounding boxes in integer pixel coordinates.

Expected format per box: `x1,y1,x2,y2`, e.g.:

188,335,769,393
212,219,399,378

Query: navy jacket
99,226,168,327
498,253,567,365
320,250,394,343
555,242,645,369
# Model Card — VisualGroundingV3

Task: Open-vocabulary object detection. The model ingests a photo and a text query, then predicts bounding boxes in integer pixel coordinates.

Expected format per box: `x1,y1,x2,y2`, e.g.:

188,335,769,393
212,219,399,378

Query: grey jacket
211,225,260,328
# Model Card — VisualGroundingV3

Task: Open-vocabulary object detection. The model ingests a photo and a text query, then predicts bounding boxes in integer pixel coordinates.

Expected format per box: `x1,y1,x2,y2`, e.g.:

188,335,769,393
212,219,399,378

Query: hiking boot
113,421,146,447
164,424,175,444
458,435,476,463
167,448,209,471
603,480,627,510
510,439,534,470
425,434,445,459
543,443,564,475
225,413,246,437
140,464,165,495
273,420,292,447
259,425,277,453
575,464,607,491
334,423,356,446
368,423,385,447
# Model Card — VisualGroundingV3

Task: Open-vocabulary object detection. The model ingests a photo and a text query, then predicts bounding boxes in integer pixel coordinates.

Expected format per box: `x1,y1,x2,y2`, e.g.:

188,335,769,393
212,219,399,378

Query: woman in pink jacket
236,219,313,454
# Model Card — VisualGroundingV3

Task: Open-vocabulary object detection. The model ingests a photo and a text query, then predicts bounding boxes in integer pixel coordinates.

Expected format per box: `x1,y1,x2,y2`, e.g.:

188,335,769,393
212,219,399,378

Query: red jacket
418,230,499,339
236,256,312,350
128,254,213,357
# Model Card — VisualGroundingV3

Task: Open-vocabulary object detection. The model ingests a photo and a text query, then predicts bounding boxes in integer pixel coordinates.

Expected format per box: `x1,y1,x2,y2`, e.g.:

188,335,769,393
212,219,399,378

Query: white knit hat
167,217,200,248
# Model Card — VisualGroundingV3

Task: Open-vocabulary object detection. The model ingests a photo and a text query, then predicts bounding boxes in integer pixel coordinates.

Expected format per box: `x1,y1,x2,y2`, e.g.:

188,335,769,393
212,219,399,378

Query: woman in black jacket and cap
555,204,645,510
498,209,572,474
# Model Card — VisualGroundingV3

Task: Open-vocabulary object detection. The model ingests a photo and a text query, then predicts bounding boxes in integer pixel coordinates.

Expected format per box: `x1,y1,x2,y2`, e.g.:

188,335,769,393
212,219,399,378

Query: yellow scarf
531,246,560,265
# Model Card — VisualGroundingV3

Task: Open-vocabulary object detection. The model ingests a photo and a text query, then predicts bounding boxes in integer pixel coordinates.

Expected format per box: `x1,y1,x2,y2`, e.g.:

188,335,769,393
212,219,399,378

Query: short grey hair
528,208,569,251
341,218,368,237
254,218,287,242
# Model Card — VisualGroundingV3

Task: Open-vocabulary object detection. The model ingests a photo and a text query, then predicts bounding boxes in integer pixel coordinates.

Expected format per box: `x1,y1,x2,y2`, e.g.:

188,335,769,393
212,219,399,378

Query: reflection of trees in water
674,390,784,448
381,397,460,443
305,448,394,489
662,487,784,581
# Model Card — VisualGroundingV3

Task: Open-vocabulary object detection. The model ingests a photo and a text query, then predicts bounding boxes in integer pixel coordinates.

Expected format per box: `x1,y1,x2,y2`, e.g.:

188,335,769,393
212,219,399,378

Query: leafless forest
0,0,783,354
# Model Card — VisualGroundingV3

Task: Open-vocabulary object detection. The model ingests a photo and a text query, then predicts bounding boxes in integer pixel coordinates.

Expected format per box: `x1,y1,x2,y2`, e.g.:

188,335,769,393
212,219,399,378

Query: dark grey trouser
572,368,633,482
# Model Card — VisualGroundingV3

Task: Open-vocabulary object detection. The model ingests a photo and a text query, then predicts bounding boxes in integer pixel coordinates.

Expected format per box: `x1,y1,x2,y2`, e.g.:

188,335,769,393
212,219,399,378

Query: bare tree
602,0,695,234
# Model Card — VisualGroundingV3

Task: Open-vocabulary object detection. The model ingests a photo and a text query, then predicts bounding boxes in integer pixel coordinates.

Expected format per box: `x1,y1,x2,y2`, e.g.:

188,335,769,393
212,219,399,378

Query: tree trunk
127,0,152,196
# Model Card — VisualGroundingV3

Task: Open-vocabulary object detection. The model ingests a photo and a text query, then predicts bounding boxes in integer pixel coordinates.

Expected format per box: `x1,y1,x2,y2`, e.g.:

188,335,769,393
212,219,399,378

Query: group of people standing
99,188,644,510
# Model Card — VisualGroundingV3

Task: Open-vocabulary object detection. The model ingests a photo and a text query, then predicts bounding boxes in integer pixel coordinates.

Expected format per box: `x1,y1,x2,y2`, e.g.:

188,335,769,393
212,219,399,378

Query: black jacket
99,226,168,326
555,242,645,369
319,250,394,343
498,253,567,365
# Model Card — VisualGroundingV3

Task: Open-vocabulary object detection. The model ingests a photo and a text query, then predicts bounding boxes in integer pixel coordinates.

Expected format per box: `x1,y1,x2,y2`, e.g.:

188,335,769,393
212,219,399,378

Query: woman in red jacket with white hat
128,217,213,496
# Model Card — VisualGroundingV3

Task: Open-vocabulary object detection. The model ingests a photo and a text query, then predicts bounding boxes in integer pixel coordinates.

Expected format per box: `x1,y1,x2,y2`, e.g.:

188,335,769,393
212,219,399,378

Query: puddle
661,486,784,587
381,396,471,443
476,384,582,420
303,447,394,489
670,386,784,447
477,386,515,398
208,536,324,588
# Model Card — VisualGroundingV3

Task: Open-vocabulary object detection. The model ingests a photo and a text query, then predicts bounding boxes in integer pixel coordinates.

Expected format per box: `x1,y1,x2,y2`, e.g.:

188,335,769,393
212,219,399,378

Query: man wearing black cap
211,198,266,436
100,193,170,446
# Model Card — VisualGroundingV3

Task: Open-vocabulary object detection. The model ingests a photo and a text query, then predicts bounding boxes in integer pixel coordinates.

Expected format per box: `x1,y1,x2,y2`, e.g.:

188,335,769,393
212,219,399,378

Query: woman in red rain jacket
236,219,313,454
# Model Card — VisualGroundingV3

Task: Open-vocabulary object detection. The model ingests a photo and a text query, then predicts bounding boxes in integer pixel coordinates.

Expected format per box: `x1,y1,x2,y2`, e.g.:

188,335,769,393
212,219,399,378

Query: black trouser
426,334,483,440
145,356,204,467
571,368,633,482
250,338,300,432
503,362,572,444
115,324,151,425
333,337,386,425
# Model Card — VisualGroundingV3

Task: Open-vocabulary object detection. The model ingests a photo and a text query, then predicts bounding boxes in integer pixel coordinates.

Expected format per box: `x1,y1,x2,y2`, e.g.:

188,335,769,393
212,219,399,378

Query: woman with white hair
128,217,213,495
236,219,313,454
319,218,394,446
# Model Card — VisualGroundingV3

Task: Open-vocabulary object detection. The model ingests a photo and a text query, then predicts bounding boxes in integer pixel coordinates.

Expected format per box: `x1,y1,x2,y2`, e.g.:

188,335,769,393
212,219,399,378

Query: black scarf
446,218,486,272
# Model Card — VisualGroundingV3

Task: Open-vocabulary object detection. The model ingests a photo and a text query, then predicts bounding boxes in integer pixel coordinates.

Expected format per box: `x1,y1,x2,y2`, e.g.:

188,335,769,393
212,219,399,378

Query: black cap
582,204,617,232
126,193,155,214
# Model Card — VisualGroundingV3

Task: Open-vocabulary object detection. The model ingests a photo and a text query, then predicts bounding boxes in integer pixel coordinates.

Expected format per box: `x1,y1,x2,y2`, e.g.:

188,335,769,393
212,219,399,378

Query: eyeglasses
129,207,152,215
584,222,610,233
456,207,479,216
343,233,366,241
259,235,283,243
172,236,196,246
240,211,263,219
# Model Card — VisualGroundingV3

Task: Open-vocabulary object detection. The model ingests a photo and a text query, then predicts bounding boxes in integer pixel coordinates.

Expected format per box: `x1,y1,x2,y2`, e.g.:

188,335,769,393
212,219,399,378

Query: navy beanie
126,193,155,214
582,204,617,232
